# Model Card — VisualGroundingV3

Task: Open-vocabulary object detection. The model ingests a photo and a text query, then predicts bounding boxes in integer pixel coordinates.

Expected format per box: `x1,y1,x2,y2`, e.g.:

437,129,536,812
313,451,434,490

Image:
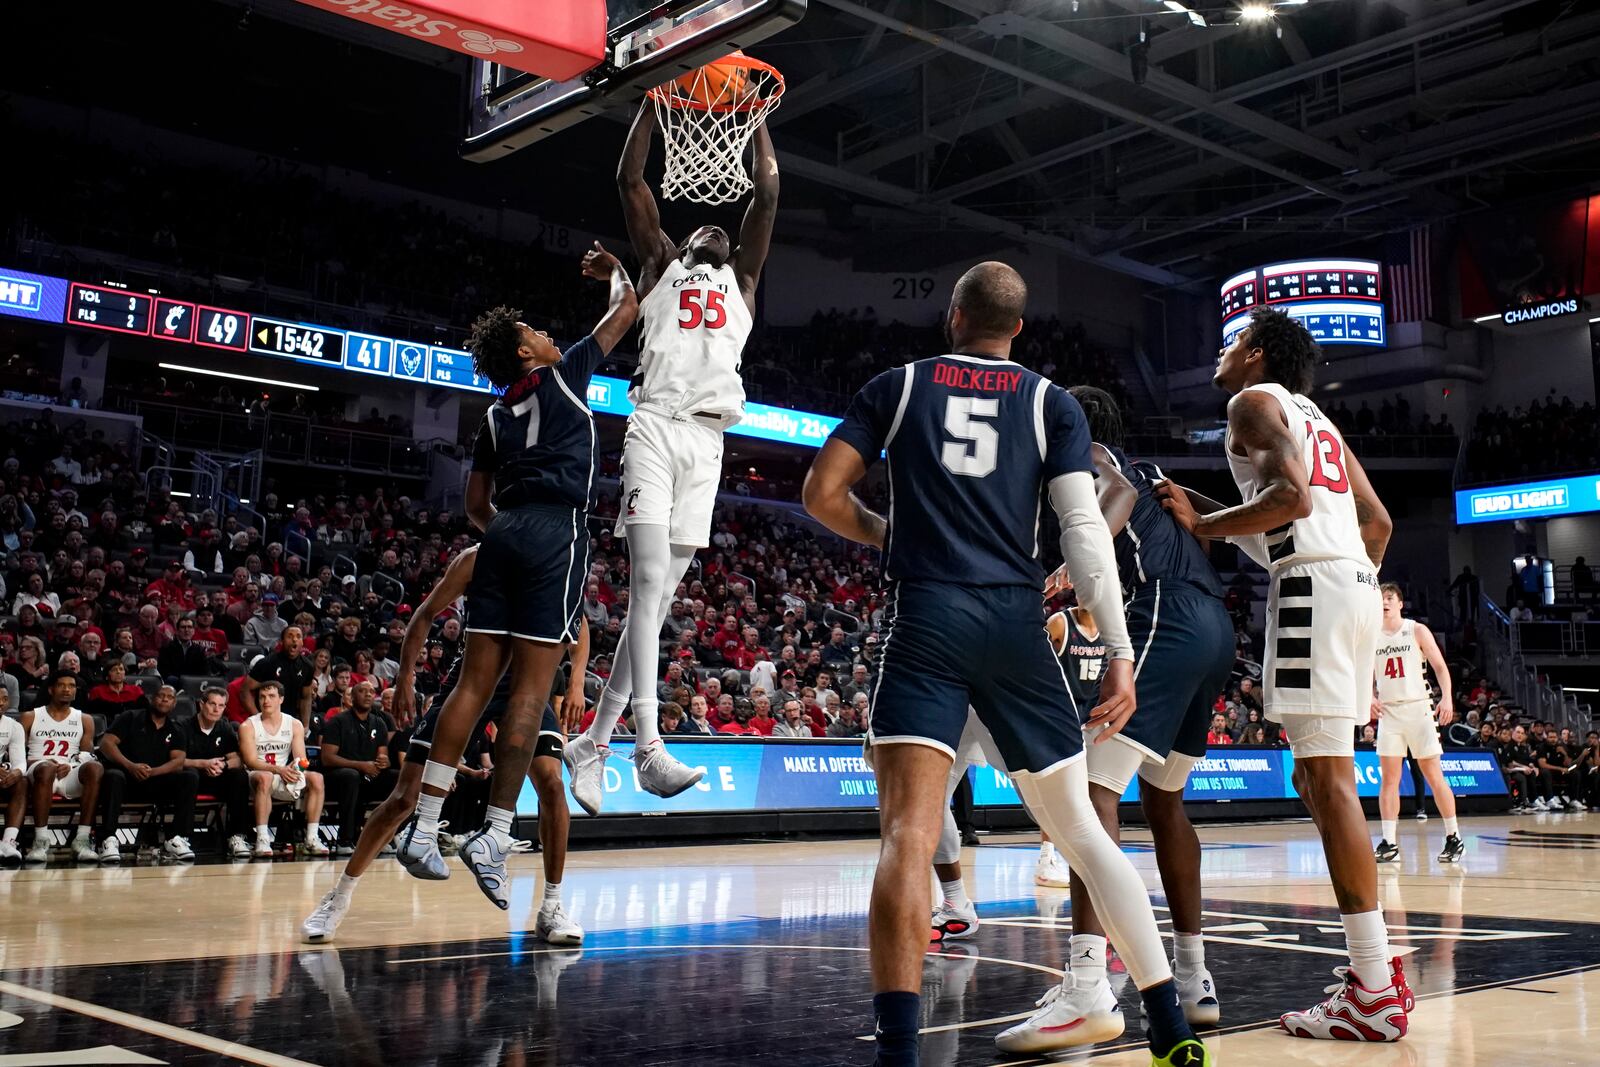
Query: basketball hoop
648,52,785,205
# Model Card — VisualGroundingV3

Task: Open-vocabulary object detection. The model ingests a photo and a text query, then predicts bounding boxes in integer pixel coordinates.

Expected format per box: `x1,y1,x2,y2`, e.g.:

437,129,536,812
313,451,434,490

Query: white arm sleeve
1048,472,1134,661
4,720,22,771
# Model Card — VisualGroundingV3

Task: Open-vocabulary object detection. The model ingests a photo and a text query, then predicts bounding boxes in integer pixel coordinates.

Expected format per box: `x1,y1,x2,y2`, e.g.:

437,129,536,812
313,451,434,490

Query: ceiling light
1239,3,1275,22
157,362,320,391
1161,1,1208,27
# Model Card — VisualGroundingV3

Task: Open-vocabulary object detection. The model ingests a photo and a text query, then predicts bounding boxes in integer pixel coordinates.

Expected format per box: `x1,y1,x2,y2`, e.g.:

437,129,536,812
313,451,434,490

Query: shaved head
949,261,1027,343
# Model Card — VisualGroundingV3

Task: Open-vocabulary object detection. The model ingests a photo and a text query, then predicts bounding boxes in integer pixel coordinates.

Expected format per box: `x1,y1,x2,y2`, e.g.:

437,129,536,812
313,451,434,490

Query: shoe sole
639,768,706,799
1184,999,1222,1026
931,920,979,944
565,746,605,816
1034,875,1070,888
1376,854,1400,863
539,928,584,946
460,837,511,910
995,1011,1125,1053
301,929,336,944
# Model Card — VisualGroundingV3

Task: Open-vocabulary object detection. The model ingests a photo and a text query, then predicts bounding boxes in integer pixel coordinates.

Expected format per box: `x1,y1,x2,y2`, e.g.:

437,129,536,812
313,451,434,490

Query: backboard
461,0,806,162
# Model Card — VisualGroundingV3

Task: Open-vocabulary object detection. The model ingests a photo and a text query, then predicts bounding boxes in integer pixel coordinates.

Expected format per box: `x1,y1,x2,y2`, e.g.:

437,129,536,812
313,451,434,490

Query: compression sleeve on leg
622,523,672,747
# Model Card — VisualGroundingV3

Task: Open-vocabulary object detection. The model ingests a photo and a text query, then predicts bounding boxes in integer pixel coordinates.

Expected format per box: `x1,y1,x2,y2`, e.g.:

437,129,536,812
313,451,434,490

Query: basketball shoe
634,739,705,798
1325,956,1414,1013
1152,1039,1212,1067
460,826,527,910
397,817,450,879
536,900,585,945
1438,833,1464,862
0,838,20,865
1279,967,1408,1041
1034,848,1071,888
1176,967,1221,1026
995,975,1125,1053
930,899,979,944
564,734,609,816
1373,839,1400,863
301,888,352,943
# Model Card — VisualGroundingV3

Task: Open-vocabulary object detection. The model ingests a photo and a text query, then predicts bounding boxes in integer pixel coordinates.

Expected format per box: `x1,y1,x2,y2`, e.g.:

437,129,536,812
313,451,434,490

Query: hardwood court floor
1,814,1597,1064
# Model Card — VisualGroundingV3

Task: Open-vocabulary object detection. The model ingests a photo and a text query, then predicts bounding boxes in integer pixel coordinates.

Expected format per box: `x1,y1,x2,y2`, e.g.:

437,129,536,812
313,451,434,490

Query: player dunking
398,243,636,897
1026,386,1234,1041
301,546,588,941
1159,306,1409,1041
1372,582,1464,864
805,262,1207,1067
564,101,778,813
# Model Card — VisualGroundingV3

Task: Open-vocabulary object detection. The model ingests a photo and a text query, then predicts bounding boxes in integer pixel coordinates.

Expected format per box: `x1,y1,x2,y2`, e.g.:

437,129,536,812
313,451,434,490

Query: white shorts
29,760,84,799
1376,699,1442,759
262,772,307,805
615,407,724,548
1280,713,1357,759
1084,729,1201,794
1264,557,1382,722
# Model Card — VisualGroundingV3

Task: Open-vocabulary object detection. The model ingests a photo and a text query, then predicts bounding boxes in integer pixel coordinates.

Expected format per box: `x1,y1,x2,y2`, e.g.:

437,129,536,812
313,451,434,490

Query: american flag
1385,226,1432,323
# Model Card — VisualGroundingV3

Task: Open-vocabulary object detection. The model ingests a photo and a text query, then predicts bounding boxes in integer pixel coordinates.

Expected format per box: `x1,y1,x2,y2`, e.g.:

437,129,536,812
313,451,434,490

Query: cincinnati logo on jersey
627,488,642,515
1376,642,1413,658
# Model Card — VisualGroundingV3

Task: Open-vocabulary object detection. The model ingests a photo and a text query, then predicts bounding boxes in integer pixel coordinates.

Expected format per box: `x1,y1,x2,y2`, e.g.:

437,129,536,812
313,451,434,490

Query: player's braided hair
1246,306,1319,395
1067,386,1124,447
464,305,527,390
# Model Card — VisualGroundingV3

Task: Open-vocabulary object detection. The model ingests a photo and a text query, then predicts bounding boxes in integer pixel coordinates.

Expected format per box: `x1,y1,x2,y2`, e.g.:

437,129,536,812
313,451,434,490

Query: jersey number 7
678,290,727,330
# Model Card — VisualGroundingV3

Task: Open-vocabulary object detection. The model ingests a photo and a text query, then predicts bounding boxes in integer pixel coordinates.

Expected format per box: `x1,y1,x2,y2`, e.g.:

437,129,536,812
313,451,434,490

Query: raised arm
1161,391,1310,539
618,102,676,295
1344,447,1392,570
580,242,639,356
731,122,779,310
1415,623,1454,725
802,439,884,550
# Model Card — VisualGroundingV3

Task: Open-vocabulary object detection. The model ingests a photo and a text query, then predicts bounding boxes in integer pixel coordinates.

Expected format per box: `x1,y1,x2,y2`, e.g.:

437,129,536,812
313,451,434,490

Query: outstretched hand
1084,659,1137,741
582,241,621,280
1043,564,1072,599
1154,479,1199,535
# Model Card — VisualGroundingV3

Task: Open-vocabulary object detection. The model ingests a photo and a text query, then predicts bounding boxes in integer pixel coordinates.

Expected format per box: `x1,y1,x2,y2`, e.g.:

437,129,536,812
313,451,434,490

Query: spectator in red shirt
191,606,230,661
223,567,253,606
727,628,764,672
144,561,197,611
224,672,252,724
1206,713,1235,746
747,695,777,736
709,616,742,663
711,693,736,729
717,698,760,736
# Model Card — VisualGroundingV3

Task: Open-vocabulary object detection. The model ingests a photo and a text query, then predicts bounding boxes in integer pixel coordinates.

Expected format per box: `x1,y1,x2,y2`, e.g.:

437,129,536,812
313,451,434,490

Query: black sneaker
1374,839,1400,863
1438,833,1464,863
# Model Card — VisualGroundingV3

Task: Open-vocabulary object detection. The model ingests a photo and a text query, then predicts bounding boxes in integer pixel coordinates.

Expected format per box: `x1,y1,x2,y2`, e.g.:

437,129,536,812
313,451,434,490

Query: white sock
415,791,446,834
255,824,270,840
939,877,970,910
74,824,90,840
1381,819,1397,844
1039,840,1056,863
1341,909,1391,990
335,873,360,897
1069,933,1107,988
3,826,18,845
485,805,514,837
306,822,321,843
1443,816,1459,836
543,880,562,904
1173,931,1205,980
631,696,662,748
585,686,630,746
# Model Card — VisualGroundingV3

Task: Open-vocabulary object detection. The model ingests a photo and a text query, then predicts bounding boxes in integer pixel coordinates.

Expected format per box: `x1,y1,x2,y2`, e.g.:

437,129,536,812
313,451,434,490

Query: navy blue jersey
1055,610,1108,712
469,335,602,511
831,354,1094,588
1106,446,1226,600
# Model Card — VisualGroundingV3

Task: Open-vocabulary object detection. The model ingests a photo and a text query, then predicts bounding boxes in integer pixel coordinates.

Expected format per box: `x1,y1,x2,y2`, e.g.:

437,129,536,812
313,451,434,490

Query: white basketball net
650,61,784,205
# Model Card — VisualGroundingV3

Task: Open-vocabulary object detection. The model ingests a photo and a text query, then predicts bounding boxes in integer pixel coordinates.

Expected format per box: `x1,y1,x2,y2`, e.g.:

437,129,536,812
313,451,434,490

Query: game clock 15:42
248,315,345,366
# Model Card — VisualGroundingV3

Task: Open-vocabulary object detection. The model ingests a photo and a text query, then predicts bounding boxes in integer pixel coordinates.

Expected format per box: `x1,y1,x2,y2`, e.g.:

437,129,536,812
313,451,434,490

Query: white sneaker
301,889,352,944
253,833,275,858
930,900,979,945
995,976,1124,1053
1280,968,1407,1041
163,836,195,861
1034,849,1070,888
536,900,585,945
24,838,49,864
304,837,331,857
633,740,704,799
0,839,20,864
564,734,609,816
227,834,251,859
1567,796,1586,811
1177,967,1221,1026
84,836,110,864
1533,797,1549,811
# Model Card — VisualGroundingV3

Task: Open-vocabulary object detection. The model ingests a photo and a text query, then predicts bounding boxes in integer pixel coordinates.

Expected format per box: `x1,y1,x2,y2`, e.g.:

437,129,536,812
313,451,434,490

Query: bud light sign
1456,474,1600,525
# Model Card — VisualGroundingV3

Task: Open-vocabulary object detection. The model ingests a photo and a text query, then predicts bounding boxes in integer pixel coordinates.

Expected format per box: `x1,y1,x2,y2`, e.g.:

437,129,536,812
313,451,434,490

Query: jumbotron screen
1220,258,1386,348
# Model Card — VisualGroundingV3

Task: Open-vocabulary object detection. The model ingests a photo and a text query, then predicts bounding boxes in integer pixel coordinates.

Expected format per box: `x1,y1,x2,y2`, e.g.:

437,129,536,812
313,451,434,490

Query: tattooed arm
1344,446,1392,569
1162,390,1311,539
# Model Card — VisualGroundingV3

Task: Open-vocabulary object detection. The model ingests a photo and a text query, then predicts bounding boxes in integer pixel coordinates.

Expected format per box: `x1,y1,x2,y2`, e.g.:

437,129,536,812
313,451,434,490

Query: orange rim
647,51,786,114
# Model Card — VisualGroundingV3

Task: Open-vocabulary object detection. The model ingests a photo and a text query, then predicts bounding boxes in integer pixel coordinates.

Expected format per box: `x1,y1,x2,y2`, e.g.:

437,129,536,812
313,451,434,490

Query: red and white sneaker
1326,956,1414,1013
1280,968,1408,1041
930,900,979,945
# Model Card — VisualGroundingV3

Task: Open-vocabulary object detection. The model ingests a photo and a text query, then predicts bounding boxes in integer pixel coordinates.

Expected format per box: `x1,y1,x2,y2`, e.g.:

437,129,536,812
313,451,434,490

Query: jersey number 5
678,289,727,330
941,397,999,478
1305,424,1349,494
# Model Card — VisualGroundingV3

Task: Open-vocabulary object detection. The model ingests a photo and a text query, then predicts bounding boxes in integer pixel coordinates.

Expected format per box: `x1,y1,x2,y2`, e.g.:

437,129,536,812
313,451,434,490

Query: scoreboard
1221,258,1385,348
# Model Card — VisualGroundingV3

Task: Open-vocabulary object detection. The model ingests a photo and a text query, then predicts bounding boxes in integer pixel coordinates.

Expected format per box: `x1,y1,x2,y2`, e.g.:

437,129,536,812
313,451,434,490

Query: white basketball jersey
27,708,83,764
1375,619,1429,705
248,713,294,766
1226,383,1369,570
0,717,25,769
634,257,751,423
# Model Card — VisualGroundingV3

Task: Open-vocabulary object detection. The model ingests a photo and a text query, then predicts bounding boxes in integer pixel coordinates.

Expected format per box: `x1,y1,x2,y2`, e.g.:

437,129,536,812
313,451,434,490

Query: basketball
667,54,753,110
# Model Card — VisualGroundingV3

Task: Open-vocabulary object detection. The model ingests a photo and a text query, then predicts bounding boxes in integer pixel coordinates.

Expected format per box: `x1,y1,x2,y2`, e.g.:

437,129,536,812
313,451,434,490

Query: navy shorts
467,503,588,644
408,697,562,764
1123,582,1236,760
869,581,1082,776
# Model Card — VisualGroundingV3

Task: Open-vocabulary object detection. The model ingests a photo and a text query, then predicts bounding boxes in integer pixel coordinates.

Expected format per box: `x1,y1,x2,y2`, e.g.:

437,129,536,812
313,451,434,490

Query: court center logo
457,29,523,55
